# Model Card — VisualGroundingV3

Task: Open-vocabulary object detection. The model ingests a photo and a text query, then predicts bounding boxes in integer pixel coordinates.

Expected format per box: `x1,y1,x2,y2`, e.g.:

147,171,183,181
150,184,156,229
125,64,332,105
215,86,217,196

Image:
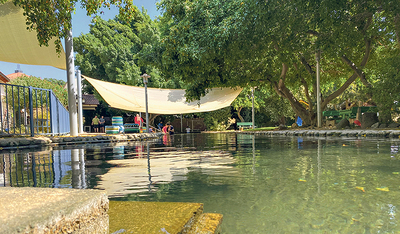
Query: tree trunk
237,107,244,122
148,114,159,127
395,13,400,49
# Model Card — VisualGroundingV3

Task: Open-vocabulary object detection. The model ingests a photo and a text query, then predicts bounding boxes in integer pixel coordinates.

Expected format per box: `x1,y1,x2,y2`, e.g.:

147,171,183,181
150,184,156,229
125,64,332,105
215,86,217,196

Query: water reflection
2,134,400,233
0,148,87,188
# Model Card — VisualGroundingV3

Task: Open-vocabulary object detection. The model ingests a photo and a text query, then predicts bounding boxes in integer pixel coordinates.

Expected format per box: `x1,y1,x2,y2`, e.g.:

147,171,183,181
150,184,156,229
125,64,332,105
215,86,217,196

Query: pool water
2,133,400,233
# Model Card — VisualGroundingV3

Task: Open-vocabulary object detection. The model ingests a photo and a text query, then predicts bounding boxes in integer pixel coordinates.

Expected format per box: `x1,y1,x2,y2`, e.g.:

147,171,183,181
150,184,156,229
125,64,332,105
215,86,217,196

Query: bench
323,106,377,123
237,122,255,129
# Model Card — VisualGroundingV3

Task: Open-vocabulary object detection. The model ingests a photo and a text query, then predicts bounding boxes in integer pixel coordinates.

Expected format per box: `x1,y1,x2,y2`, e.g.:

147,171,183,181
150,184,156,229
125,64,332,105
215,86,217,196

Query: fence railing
1,149,86,188
0,83,70,136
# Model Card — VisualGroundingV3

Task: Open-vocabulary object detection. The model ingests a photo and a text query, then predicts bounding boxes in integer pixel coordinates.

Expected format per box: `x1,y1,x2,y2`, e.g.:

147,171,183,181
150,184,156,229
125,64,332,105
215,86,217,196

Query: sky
0,0,160,81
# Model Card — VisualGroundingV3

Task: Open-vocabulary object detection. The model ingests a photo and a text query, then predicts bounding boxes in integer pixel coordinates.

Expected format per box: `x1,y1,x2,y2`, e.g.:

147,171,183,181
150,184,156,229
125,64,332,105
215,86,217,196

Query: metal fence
0,83,70,136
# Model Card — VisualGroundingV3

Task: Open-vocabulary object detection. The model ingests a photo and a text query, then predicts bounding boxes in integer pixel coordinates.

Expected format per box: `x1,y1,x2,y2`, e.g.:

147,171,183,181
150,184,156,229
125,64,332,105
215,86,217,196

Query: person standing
167,122,175,135
99,116,105,133
134,114,144,126
92,115,100,133
162,123,168,134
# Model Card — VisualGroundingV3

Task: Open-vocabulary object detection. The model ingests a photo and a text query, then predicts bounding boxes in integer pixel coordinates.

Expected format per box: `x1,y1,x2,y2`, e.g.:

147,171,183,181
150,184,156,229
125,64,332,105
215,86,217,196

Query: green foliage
155,0,400,126
368,45,400,123
0,0,136,53
74,11,183,89
197,107,232,131
9,75,68,107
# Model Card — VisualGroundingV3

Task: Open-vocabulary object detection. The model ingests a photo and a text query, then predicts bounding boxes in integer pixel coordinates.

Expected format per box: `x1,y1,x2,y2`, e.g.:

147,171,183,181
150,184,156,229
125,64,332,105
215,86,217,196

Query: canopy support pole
65,28,77,136
77,70,83,134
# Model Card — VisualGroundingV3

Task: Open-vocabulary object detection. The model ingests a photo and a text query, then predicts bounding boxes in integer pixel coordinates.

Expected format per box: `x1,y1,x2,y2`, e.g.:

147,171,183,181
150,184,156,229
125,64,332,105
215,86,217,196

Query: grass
243,126,284,131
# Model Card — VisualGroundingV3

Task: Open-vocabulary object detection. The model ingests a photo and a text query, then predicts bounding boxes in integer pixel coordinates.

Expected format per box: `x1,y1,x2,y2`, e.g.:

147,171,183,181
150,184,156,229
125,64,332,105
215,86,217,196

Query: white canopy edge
84,75,242,114
0,1,66,70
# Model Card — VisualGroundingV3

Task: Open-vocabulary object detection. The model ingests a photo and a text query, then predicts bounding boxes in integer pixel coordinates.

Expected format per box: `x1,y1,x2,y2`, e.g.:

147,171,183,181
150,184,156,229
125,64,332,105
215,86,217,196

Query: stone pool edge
0,132,164,150
240,129,400,138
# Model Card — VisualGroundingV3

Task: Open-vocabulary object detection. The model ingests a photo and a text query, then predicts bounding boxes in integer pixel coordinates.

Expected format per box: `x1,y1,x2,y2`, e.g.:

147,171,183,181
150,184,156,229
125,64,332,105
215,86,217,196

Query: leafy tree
156,0,399,126
197,107,233,131
74,10,183,89
0,0,135,53
9,75,68,107
44,78,66,87
368,44,400,123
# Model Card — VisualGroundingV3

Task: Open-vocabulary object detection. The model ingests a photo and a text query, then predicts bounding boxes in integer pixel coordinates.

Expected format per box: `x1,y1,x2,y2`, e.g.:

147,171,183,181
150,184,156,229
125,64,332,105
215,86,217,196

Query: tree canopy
74,9,185,90
155,0,400,125
9,75,68,107
0,0,136,53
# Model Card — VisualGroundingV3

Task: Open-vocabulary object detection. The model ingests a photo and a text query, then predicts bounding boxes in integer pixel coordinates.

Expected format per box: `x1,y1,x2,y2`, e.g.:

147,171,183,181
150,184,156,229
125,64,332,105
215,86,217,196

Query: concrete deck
0,187,109,233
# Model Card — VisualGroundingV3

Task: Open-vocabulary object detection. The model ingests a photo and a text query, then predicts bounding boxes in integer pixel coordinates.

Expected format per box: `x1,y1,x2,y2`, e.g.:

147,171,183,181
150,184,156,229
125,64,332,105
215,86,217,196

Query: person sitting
157,121,163,130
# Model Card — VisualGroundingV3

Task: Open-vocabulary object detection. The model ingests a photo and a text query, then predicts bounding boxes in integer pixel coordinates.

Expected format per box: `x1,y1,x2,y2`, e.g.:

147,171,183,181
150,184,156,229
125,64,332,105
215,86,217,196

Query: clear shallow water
2,133,400,233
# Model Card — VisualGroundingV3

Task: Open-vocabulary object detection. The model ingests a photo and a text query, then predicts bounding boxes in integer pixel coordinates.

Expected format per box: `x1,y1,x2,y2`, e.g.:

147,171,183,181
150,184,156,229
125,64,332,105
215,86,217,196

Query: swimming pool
2,133,400,233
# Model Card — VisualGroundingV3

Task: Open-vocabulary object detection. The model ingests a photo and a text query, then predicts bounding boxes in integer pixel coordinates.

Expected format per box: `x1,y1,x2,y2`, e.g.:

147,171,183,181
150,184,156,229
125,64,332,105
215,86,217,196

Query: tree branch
300,75,313,113
280,63,289,81
395,13,400,49
299,55,315,75
323,39,372,108
341,39,372,87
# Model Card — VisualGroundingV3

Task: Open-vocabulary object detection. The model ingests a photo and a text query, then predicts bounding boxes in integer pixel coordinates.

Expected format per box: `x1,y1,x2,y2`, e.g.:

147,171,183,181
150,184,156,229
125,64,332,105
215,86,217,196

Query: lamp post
141,73,150,133
251,87,255,130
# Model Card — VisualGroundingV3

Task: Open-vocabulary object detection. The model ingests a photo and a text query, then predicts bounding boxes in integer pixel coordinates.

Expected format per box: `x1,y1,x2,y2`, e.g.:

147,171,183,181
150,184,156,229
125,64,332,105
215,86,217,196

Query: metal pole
252,87,255,129
181,114,183,133
65,28,78,136
77,70,83,134
145,82,149,133
316,51,322,128
29,87,34,137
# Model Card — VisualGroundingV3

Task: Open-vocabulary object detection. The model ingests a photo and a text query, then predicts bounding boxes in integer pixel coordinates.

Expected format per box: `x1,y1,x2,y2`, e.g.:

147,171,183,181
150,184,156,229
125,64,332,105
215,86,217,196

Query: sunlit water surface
2,133,400,233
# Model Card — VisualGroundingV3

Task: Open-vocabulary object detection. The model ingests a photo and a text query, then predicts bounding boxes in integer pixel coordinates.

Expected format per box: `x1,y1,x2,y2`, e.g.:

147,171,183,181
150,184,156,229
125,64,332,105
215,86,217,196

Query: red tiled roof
0,71,10,83
6,72,29,80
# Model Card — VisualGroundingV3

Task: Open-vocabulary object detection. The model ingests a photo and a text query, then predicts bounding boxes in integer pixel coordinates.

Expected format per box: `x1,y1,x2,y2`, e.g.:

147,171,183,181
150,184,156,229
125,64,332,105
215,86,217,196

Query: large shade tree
155,0,399,126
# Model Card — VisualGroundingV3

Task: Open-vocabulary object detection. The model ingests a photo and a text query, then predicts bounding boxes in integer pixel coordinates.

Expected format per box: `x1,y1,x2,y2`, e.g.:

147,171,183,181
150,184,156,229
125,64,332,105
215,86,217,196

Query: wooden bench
237,122,254,129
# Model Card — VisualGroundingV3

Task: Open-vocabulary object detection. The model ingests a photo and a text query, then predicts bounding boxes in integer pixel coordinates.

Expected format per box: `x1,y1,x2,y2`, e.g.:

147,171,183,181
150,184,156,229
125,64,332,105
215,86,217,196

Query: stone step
0,187,108,233
109,201,223,234
187,213,223,234
0,188,223,234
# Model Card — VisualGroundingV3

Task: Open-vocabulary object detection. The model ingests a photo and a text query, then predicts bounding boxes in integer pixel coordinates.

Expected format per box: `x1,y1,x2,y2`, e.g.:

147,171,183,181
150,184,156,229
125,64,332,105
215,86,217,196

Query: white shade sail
84,75,243,114
0,1,66,70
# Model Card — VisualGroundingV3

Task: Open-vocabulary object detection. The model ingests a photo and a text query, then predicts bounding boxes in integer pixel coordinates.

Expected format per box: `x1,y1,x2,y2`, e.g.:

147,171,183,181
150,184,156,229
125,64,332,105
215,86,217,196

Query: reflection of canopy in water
96,150,237,197
84,75,242,114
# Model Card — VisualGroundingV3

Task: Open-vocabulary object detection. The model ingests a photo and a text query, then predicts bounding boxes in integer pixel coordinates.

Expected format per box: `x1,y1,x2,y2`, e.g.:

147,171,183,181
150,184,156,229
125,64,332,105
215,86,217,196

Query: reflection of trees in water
115,136,400,233
2,134,400,232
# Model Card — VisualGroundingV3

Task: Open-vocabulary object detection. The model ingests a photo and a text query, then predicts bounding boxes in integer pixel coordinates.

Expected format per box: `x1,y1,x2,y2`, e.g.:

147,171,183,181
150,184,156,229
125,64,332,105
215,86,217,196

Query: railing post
49,90,54,135
29,86,34,137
